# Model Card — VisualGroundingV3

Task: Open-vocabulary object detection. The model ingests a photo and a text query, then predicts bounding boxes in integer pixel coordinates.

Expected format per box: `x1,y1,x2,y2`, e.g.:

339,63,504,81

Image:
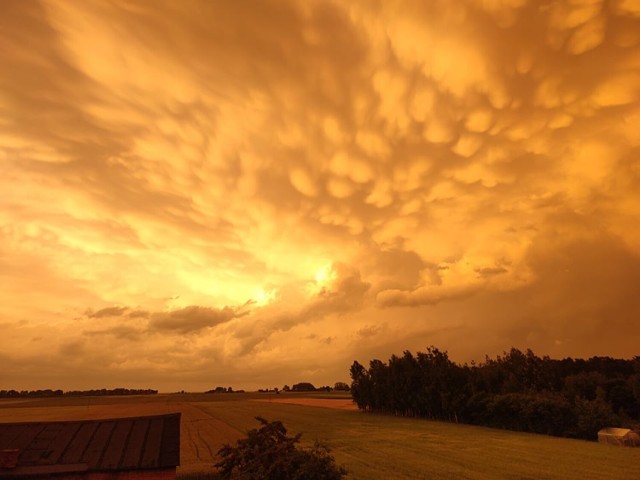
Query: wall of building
90,468,176,480
25,467,176,480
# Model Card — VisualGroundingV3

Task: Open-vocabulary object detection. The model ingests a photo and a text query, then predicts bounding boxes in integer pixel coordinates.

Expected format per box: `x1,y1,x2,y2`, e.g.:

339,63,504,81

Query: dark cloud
149,305,247,334
475,266,508,278
58,339,86,357
394,223,640,363
81,302,248,337
519,224,640,354
356,324,382,339
306,335,334,345
86,306,129,318
83,325,144,341
362,246,433,292
376,283,481,308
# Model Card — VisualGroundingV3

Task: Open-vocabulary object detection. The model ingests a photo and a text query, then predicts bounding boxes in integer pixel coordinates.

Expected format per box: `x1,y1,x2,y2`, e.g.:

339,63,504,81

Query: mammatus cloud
1,0,639,390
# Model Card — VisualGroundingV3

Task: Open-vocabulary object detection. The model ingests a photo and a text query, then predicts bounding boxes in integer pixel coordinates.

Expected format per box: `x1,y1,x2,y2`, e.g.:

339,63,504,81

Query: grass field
1,393,639,479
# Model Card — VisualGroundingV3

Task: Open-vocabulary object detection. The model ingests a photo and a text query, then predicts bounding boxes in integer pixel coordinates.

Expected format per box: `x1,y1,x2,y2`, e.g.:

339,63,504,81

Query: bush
215,417,347,480
572,398,620,439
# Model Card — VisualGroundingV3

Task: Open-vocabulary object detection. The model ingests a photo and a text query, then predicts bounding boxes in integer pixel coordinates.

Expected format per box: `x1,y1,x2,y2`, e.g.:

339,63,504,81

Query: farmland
1,393,639,479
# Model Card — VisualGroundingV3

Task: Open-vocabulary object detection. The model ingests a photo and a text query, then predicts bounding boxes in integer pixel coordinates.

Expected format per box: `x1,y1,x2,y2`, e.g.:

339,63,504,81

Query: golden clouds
592,72,640,106
290,167,319,197
1,0,640,389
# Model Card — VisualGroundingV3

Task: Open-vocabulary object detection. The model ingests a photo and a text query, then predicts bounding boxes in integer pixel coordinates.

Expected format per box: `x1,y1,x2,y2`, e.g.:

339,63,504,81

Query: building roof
598,427,632,437
597,427,640,447
0,413,180,477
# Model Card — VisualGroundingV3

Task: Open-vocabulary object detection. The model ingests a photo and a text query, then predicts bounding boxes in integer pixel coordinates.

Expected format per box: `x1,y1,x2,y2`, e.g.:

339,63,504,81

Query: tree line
350,347,640,440
255,383,350,393
0,388,158,398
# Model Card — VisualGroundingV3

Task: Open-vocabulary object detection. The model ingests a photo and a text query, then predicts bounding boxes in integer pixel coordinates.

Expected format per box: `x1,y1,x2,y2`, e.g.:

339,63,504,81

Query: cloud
376,283,481,308
356,324,382,339
86,306,129,318
1,0,639,390
84,325,144,341
149,305,248,334
359,246,432,293
466,222,640,359
231,262,371,355
58,339,86,357
475,266,509,278
82,303,249,336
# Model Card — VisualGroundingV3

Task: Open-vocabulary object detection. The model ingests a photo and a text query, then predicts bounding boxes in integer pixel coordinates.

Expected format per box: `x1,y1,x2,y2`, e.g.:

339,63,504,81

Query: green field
1,393,639,479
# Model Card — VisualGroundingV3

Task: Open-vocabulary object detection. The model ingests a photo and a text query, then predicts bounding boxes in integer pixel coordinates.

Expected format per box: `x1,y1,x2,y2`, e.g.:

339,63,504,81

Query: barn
597,427,640,447
0,413,180,479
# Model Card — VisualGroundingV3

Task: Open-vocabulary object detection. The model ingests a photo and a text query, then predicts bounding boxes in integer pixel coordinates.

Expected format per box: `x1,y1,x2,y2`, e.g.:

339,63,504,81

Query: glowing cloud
1,0,639,390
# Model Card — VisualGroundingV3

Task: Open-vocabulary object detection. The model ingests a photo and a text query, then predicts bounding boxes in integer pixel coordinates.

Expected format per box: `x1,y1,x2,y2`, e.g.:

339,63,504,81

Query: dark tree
291,382,316,392
350,346,639,440
215,417,346,480
349,361,372,410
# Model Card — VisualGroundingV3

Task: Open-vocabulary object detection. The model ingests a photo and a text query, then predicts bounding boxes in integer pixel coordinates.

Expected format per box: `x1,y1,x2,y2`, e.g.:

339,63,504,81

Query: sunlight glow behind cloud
1,0,639,391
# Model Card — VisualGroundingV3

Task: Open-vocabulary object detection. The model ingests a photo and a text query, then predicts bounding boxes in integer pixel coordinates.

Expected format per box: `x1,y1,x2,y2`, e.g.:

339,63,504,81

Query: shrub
215,417,347,480
572,398,620,439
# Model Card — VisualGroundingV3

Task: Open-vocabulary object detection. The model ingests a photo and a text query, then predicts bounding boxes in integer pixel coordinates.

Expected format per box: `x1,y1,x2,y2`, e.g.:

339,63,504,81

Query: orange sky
1,0,639,392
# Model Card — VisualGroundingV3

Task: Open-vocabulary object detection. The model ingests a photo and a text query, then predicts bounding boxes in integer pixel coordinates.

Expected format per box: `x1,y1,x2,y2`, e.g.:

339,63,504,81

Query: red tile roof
0,413,180,477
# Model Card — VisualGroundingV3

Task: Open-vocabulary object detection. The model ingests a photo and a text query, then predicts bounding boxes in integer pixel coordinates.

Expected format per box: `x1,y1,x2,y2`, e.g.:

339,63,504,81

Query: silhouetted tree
349,346,639,440
349,361,371,411
291,382,316,392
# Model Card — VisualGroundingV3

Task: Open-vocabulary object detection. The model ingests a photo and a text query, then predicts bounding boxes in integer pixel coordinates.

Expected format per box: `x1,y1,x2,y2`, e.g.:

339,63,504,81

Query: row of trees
350,347,640,439
0,388,158,398
256,383,350,393
206,386,246,393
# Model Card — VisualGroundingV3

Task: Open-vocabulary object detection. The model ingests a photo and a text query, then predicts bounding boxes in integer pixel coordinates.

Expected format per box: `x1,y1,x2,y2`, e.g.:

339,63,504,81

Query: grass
1,394,639,479
195,400,640,480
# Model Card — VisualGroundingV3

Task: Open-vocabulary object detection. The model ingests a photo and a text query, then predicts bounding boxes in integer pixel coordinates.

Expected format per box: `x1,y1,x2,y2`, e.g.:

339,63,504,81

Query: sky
1,0,639,392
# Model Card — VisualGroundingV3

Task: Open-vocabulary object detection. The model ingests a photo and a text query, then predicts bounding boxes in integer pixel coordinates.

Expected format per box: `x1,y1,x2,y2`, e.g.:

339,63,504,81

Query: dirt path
251,397,358,410
176,402,244,474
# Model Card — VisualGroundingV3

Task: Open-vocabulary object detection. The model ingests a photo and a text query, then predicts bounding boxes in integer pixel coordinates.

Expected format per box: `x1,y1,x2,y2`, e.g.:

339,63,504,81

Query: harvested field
177,403,244,474
0,399,32,406
252,397,357,410
1,394,640,479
